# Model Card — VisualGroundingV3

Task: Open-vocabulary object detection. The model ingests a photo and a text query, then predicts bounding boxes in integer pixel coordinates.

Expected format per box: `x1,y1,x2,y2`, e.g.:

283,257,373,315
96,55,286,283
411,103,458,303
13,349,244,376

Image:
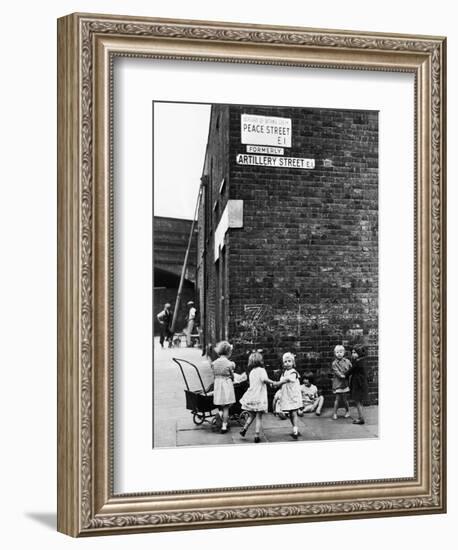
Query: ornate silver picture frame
57,13,446,536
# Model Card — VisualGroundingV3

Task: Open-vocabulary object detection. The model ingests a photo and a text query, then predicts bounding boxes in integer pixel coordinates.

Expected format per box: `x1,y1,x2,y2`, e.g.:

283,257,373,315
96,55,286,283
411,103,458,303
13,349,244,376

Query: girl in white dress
277,352,303,439
211,341,236,433
239,352,277,443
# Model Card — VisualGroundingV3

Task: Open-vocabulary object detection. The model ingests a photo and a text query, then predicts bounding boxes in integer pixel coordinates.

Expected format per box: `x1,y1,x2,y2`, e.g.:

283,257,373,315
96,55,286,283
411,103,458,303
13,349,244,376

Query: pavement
153,337,378,448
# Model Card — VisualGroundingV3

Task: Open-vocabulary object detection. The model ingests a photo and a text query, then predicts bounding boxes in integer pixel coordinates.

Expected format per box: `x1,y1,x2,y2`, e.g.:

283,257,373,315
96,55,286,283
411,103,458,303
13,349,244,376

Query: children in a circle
208,341,369,443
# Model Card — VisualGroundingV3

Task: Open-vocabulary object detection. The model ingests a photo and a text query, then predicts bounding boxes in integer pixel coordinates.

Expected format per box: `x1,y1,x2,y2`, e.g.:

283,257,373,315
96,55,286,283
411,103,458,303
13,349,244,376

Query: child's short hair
214,340,233,356
247,351,264,369
282,352,296,365
302,371,314,383
352,344,366,357
334,344,345,354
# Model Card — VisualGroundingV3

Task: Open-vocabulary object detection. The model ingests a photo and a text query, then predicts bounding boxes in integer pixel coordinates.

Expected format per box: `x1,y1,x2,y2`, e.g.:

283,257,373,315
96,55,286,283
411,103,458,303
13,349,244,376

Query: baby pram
173,358,215,425
173,357,249,427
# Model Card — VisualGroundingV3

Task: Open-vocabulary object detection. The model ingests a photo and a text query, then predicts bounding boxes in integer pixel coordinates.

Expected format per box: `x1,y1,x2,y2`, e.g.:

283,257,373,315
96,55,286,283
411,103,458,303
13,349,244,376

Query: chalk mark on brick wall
244,304,270,323
233,304,278,349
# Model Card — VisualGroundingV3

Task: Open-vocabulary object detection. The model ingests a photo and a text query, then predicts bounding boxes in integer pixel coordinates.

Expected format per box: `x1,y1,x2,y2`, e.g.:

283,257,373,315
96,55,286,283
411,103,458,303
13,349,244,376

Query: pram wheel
192,412,206,425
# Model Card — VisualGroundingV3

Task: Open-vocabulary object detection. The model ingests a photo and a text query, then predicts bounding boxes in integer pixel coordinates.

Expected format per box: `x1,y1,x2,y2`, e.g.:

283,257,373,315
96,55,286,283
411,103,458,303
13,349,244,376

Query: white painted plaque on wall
241,114,292,147
236,154,314,169
246,145,284,155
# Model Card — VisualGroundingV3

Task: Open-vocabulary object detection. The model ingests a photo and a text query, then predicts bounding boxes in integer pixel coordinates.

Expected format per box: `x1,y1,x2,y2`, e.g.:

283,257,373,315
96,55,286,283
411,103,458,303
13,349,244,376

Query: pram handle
172,357,208,395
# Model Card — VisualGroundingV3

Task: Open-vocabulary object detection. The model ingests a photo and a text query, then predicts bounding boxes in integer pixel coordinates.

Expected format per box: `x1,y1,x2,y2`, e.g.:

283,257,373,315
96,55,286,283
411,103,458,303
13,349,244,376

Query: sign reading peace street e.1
236,154,315,169
241,114,292,147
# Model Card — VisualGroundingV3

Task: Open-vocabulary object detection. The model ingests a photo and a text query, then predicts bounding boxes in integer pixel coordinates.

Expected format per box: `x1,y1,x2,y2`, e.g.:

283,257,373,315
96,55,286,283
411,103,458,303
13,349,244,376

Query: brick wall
153,216,198,335
199,104,378,404
153,216,197,282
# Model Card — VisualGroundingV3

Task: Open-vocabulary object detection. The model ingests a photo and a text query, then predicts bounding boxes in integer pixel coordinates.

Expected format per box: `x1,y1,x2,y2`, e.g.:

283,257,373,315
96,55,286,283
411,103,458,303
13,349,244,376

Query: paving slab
153,340,213,447
172,407,378,447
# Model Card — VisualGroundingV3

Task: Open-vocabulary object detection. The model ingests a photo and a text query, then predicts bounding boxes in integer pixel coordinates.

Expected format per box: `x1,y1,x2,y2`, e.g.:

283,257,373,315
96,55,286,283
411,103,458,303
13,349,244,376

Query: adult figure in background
185,301,196,347
157,302,172,348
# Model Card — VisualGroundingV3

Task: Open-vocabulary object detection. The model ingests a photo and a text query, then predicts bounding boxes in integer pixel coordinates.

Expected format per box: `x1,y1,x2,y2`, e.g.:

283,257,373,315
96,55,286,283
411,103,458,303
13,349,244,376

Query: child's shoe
332,413,338,420
254,435,261,443
240,428,247,437
352,418,365,425
344,411,351,418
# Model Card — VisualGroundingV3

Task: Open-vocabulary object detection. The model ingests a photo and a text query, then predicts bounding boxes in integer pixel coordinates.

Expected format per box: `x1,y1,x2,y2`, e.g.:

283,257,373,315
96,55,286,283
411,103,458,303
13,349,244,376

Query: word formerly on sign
236,154,315,169
246,145,284,155
241,114,292,147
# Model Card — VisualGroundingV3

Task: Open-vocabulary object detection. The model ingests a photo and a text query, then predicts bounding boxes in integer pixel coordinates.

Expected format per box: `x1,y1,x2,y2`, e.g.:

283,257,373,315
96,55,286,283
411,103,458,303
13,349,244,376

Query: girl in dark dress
350,344,369,425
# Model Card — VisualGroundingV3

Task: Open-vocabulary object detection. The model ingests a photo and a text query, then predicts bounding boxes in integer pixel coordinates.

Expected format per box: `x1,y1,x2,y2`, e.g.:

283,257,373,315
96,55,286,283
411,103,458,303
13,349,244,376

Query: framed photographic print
57,13,446,536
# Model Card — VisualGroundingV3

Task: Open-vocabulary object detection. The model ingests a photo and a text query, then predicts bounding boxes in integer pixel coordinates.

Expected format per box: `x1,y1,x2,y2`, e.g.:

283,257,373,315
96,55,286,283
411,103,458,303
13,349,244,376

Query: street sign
246,145,284,155
236,154,315,169
241,114,292,147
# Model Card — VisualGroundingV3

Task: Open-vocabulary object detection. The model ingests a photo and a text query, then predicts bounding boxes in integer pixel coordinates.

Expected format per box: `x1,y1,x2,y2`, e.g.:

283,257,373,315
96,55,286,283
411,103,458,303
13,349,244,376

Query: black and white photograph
153,101,379,448
1,0,452,544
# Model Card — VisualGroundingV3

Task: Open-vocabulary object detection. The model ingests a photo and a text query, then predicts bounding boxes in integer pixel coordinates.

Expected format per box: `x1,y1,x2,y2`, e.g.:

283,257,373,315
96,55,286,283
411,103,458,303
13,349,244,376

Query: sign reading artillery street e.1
241,114,292,147
236,154,315,169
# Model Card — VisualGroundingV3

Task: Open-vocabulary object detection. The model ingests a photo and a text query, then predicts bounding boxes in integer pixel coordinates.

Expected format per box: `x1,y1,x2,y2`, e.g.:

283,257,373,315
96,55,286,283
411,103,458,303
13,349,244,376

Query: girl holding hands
239,351,277,443
276,352,303,439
